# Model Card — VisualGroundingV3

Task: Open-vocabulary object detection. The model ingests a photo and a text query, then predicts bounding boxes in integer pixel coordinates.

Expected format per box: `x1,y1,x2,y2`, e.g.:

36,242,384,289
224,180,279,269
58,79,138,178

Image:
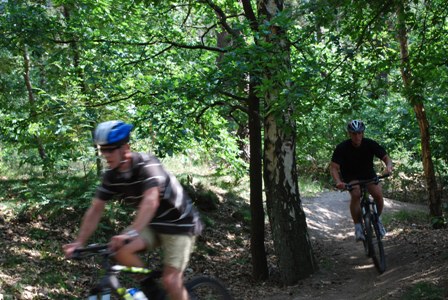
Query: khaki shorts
125,226,195,272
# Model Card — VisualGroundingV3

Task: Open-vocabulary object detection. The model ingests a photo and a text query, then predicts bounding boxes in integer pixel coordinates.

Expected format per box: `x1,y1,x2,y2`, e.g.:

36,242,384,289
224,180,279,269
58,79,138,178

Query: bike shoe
355,227,365,242
377,219,387,238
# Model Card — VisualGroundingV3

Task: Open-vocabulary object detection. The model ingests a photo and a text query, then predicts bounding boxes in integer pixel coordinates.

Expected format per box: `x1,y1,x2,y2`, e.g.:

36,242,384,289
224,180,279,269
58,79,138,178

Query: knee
114,247,130,263
370,189,383,203
162,270,183,293
350,190,361,201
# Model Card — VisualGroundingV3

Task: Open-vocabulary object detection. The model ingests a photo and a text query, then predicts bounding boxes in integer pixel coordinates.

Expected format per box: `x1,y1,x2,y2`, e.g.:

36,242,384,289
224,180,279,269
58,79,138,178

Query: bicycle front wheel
364,214,374,258
186,276,233,300
372,219,386,273
364,214,386,273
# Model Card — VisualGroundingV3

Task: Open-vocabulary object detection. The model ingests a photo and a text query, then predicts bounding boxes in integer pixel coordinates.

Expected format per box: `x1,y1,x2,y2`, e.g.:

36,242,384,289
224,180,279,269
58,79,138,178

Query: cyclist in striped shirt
63,120,202,300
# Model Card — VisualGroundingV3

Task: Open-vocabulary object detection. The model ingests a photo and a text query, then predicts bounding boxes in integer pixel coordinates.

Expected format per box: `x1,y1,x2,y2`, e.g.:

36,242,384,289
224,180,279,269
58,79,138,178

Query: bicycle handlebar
344,174,390,191
71,243,111,260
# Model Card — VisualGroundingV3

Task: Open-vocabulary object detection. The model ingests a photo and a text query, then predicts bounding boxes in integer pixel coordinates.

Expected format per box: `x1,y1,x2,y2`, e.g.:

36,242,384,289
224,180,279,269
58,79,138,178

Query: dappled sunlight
383,197,426,212
354,263,375,271
302,191,353,240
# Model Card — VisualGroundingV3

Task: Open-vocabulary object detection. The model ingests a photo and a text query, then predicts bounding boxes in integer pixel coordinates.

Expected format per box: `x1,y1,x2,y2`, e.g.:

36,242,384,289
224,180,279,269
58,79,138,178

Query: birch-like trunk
260,0,317,284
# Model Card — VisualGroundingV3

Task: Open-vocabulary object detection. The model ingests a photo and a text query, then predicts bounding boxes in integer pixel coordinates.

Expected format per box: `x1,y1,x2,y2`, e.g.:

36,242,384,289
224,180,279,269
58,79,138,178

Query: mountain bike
71,243,233,300
345,174,390,274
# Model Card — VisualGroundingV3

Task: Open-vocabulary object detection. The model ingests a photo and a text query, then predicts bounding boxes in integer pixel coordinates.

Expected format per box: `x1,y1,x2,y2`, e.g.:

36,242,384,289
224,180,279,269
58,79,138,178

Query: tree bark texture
259,0,317,284
396,2,442,218
248,79,269,280
263,112,317,284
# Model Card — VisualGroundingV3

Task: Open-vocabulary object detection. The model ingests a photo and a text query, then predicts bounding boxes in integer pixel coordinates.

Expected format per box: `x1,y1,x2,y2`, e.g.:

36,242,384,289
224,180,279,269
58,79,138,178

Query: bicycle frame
72,244,160,299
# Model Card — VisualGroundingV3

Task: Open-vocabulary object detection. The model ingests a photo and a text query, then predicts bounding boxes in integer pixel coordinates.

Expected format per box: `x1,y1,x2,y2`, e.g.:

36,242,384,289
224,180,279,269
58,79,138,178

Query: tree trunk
263,111,317,283
63,4,102,176
259,0,317,284
396,2,442,220
23,46,47,163
248,78,269,280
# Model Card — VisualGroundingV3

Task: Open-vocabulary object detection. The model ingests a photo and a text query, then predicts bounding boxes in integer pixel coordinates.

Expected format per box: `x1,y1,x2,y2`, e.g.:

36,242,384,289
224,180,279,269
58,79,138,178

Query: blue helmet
347,120,365,133
94,120,133,146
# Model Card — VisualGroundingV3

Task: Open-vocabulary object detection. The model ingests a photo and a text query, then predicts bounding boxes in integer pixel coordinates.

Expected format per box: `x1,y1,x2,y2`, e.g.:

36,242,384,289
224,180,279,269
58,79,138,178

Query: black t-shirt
95,152,202,235
331,138,387,182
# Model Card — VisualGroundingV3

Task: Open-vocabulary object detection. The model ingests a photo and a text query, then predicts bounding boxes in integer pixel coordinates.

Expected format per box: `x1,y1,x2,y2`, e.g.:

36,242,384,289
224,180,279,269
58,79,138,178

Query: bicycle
345,174,390,274
71,243,234,300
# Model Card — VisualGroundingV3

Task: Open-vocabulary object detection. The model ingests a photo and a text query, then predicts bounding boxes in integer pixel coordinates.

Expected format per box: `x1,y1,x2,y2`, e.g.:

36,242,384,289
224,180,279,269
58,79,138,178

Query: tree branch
241,0,258,32
200,0,240,39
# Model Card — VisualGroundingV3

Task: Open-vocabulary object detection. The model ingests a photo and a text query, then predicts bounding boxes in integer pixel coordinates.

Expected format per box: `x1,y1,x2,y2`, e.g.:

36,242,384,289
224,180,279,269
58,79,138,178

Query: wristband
125,229,139,239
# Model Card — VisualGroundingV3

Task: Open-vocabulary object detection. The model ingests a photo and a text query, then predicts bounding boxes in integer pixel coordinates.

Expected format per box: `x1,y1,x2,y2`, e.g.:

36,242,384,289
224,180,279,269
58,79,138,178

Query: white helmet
347,120,365,133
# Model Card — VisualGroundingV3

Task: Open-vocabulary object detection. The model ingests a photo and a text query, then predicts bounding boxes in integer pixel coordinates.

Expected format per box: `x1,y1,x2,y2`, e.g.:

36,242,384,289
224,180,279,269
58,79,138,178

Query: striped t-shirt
95,152,202,235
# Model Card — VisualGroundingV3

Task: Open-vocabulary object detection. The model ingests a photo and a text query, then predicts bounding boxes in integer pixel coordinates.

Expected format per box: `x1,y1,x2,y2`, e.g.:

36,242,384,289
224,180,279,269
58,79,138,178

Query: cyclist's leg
163,265,188,300
367,183,384,215
160,234,196,300
367,183,387,237
114,226,158,267
348,184,362,223
348,184,365,241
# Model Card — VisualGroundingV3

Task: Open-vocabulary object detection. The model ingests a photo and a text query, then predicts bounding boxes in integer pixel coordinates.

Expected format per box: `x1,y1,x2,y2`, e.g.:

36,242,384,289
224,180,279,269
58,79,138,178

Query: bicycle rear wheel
186,276,233,300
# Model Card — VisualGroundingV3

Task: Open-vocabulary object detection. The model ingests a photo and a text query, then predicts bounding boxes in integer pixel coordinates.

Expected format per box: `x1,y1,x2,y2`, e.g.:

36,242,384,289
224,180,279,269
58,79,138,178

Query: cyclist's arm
330,162,345,189
130,186,160,233
381,155,393,174
109,187,160,250
74,198,106,244
63,198,106,257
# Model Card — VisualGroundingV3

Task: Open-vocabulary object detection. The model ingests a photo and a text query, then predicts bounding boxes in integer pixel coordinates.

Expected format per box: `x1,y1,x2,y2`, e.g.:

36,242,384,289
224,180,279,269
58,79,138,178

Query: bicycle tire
364,214,375,259
372,219,386,273
186,276,233,300
364,215,386,273
361,223,370,257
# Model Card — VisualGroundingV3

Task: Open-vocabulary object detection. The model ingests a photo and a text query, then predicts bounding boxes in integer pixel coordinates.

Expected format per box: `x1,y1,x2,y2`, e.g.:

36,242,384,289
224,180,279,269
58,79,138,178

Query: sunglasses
99,145,121,154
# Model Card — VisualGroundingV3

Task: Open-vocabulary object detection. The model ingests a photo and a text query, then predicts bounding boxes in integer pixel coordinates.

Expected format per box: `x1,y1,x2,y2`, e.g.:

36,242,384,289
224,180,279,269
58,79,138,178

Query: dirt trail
261,191,447,300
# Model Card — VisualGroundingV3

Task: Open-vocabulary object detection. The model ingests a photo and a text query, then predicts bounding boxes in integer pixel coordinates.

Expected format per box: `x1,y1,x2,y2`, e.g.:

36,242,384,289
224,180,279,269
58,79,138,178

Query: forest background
0,0,447,298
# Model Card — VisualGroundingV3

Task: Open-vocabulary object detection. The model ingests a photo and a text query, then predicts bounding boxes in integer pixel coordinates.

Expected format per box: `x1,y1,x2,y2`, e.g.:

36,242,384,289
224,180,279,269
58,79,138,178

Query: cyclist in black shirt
330,120,393,241
63,120,202,300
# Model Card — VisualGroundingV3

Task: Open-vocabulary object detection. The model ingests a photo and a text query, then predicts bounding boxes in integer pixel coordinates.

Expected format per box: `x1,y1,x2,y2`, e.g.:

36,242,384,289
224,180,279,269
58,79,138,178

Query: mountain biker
63,120,202,300
330,120,393,241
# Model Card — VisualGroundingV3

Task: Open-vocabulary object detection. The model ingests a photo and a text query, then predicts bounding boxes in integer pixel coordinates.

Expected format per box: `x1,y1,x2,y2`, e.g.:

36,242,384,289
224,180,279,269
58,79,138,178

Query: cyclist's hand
382,167,393,177
385,167,393,176
335,181,346,190
63,242,82,258
109,234,129,251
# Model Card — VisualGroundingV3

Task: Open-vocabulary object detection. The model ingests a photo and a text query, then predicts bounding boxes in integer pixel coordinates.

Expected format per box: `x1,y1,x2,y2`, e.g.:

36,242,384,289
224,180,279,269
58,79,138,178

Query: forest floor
1,189,447,299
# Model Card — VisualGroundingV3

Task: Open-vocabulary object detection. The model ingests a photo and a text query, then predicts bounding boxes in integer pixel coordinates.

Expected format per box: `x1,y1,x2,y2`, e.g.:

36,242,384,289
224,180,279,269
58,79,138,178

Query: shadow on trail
302,191,354,240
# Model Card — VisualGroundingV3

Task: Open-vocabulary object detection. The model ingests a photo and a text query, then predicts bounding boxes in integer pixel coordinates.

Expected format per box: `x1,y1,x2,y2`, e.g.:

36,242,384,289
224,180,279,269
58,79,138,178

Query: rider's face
349,131,364,147
99,145,122,169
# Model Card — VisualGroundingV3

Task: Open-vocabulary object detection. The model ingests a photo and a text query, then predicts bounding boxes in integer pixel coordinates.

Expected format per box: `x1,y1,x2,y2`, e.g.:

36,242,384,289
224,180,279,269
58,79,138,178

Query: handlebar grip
71,243,110,259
